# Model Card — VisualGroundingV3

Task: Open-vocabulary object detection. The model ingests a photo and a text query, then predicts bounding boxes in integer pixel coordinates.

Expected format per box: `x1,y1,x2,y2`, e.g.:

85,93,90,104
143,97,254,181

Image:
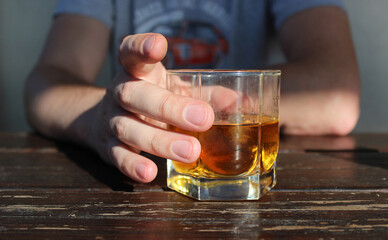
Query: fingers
119,33,168,78
203,86,240,112
113,77,214,132
110,114,201,163
209,86,254,113
117,33,214,131
108,138,158,183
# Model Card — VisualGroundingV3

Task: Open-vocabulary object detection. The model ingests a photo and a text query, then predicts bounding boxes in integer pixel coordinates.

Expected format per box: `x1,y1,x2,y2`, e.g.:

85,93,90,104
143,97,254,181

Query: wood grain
0,189,387,239
1,151,387,190
0,132,57,152
1,133,388,239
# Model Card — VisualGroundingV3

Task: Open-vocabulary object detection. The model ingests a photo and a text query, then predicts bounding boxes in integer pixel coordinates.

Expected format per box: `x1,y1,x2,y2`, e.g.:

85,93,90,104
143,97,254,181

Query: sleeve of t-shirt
270,0,346,30
53,0,113,29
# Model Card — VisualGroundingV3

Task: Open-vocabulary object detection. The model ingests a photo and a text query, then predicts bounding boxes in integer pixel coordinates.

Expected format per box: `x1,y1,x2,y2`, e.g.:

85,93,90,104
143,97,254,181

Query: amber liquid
170,117,279,178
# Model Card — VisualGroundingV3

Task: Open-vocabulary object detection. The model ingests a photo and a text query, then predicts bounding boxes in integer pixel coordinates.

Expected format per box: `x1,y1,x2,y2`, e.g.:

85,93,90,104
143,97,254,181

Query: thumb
119,33,168,78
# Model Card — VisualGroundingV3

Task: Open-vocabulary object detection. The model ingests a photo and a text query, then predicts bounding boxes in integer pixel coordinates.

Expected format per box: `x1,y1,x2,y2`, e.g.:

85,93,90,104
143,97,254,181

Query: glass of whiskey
166,70,280,200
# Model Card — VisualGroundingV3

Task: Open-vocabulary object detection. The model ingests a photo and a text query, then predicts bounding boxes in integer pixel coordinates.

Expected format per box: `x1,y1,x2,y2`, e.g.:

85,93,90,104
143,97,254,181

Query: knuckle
129,36,137,51
112,117,127,139
121,154,132,171
106,145,118,166
158,93,175,120
118,154,133,176
148,132,164,154
120,35,132,52
118,82,138,105
106,141,122,168
120,34,140,53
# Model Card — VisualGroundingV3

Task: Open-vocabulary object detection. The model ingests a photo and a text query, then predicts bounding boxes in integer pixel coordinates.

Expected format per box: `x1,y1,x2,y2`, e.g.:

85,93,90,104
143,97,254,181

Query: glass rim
167,69,281,76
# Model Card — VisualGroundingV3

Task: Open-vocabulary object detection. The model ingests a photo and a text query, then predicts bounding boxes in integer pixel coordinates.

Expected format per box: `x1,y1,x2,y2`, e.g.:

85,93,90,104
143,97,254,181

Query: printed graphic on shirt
133,0,233,69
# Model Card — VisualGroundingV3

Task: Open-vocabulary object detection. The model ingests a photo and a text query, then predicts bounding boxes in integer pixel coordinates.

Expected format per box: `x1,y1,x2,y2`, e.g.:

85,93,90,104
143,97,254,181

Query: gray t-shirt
54,0,345,72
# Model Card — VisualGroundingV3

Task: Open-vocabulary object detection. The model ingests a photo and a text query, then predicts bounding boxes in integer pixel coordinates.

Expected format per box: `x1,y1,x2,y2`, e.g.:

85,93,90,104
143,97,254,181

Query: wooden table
1,132,387,239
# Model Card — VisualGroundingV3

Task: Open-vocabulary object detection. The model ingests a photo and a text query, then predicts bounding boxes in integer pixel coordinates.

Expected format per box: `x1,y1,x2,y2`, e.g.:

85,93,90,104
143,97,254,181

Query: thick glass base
167,160,276,201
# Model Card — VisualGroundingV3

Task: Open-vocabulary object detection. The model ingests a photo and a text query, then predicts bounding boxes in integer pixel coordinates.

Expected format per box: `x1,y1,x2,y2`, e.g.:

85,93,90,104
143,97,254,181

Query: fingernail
135,163,147,180
142,36,155,55
171,140,192,161
184,104,207,126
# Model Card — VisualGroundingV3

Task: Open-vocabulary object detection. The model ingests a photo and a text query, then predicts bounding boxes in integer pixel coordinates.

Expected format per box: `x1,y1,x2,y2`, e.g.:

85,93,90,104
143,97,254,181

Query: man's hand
85,33,214,182
25,15,214,184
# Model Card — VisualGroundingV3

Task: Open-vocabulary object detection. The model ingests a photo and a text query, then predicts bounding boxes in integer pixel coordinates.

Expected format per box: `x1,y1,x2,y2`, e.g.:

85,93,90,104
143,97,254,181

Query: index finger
119,33,168,78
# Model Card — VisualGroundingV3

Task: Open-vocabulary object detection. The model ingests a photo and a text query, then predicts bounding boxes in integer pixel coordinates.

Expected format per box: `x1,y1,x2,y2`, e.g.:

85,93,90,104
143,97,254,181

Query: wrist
68,88,106,149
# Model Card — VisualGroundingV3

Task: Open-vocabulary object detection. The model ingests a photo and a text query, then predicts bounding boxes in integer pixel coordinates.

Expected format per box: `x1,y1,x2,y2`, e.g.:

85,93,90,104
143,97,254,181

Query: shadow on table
55,141,169,191
55,142,138,192
280,134,388,171
55,134,387,192
280,134,371,152
280,134,388,154
323,151,388,170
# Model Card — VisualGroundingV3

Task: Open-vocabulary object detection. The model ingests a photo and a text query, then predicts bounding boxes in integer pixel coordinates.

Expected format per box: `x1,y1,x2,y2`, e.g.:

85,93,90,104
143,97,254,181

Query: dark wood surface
0,132,387,239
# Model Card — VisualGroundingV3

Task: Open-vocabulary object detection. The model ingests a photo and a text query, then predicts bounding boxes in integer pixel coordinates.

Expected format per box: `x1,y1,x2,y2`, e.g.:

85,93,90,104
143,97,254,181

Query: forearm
24,65,105,145
276,59,360,136
274,6,361,136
